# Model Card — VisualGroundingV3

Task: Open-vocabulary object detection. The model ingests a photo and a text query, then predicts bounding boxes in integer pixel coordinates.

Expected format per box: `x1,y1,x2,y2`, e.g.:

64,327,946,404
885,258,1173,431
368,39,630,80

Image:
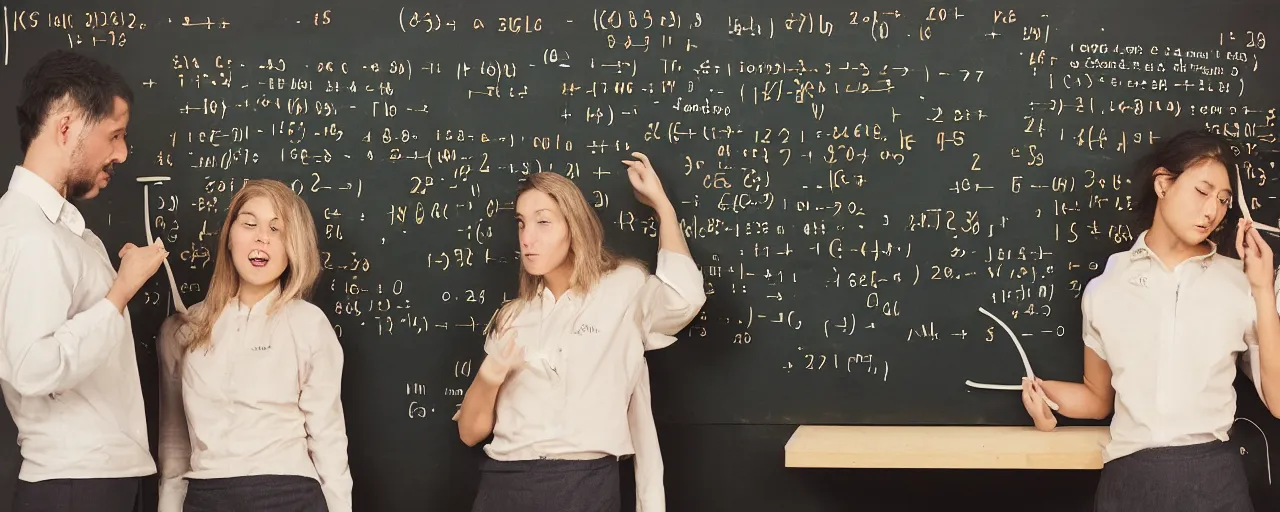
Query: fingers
499,332,524,365
1237,219,1249,257
499,341,517,364
1030,390,1049,420
1021,389,1035,413
1031,379,1057,412
1241,223,1266,260
631,152,653,170
1022,378,1049,419
1020,379,1036,410
623,162,647,185
118,241,169,261
1248,226,1268,255
149,241,170,261
627,168,645,190
622,160,650,177
1021,390,1048,423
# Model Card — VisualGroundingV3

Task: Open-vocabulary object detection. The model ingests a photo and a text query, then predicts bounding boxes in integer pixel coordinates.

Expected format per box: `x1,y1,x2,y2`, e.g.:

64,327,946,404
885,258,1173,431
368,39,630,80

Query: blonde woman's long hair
180,179,322,352
486,172,638,335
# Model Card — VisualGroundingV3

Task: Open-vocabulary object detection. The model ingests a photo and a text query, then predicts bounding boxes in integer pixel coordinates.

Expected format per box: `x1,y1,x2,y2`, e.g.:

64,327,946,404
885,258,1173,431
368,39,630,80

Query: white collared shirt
0,165,155,481
484,249,705,509
0,165,154,481
157,288,352,512
1083,231,1271,463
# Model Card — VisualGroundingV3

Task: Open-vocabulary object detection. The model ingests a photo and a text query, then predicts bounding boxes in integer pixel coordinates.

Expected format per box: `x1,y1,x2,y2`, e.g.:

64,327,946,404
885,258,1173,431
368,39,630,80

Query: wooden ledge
784,425,1111,470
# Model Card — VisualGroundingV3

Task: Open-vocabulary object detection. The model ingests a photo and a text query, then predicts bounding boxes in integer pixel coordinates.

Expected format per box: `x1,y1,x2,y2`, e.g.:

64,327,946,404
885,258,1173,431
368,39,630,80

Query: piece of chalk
967,307,1060,411
141,182,187,314
136,176,172,183
979,307,1036,380
1237,169,1280,233
965,381,1021,391
1038,388,1061,411
964,380,1060,411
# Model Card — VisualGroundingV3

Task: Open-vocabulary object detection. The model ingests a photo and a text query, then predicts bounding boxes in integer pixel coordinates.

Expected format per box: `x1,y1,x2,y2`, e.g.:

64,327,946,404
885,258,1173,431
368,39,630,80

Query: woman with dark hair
1021,129,1280,511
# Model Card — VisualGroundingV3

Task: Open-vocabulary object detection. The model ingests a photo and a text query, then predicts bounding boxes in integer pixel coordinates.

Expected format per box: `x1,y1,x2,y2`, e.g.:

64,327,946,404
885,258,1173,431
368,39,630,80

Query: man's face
65,96,129,200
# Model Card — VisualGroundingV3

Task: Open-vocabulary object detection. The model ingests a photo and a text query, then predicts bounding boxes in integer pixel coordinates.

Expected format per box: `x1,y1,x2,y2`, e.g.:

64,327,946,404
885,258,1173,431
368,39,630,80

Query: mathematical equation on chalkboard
4,3,1276,422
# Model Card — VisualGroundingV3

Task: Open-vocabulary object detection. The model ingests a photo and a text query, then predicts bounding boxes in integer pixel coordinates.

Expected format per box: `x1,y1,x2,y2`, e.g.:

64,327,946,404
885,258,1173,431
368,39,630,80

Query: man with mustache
0,49,168,511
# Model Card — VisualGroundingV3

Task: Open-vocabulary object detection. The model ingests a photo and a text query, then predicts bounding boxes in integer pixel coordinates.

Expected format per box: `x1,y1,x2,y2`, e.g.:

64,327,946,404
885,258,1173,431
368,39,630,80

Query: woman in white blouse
1022,130,1280,511
455,152,706,511
156,179,352,512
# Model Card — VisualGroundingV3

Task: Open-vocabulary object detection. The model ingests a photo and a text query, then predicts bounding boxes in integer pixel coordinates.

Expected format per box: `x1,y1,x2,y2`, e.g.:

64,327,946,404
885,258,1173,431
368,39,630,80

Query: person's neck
1143,223,1210,270
543,264,573,300
20,149,69,198
237,281,278,309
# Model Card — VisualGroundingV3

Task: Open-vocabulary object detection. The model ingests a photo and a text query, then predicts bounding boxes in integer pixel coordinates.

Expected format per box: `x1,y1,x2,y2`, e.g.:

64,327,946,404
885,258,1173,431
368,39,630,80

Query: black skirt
472,456,621,512
1094,440,1254,512
184,474,327,512
12,477,140,512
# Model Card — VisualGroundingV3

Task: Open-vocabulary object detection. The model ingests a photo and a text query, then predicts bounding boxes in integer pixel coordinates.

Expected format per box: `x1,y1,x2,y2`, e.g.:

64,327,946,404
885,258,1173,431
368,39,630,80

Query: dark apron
1094,441,1254,512
184,474,328,512
472,456,621,512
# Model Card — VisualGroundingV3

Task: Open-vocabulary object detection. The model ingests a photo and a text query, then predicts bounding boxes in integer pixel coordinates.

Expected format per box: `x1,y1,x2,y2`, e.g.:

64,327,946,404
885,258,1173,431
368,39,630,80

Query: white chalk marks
138,176,187,314
1237,167,1280,234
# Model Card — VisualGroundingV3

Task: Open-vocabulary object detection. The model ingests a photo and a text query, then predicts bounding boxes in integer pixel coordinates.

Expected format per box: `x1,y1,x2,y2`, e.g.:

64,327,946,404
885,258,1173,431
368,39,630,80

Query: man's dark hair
1132,129,1242,255
16,49,133,153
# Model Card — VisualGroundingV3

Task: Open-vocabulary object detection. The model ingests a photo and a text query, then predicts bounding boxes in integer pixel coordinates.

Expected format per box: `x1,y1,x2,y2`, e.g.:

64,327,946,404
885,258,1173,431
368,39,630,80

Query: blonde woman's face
228,196,290,287
516,189,571,276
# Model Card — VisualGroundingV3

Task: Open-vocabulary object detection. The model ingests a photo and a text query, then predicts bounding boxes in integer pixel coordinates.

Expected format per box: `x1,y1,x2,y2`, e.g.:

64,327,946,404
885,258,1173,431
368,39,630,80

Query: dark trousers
184,475,327,512
472,456,621,512
12,477,140,512
1095,440,1254,512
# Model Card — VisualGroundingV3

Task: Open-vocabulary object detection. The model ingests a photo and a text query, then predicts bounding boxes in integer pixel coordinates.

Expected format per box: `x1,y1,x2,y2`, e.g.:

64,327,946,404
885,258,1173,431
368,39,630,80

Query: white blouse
157,287,352,511
483,249,705,510
1083,232,1272,463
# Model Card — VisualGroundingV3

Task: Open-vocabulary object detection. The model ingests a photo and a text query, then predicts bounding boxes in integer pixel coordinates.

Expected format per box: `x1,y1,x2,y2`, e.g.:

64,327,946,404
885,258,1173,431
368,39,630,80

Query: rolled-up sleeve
639,250,707,351
0,236,125,397
156,315,192,512
297,311,353,512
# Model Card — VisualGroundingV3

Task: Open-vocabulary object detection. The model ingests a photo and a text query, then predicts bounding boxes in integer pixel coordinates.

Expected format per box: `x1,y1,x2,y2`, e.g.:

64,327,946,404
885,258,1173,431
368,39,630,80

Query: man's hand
106,239,168,312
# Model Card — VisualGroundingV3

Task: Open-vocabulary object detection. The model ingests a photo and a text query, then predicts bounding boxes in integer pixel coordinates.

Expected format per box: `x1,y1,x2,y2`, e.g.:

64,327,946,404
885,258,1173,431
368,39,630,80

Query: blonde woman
156,179,352,512
455,152,707,511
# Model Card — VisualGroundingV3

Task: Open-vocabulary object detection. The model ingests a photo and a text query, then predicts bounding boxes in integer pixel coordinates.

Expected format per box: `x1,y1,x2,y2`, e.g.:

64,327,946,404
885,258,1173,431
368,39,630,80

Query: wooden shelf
784,425,1111,470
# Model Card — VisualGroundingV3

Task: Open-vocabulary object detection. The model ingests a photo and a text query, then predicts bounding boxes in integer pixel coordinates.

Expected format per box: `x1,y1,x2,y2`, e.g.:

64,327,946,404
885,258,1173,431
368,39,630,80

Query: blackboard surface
0,0,1278,510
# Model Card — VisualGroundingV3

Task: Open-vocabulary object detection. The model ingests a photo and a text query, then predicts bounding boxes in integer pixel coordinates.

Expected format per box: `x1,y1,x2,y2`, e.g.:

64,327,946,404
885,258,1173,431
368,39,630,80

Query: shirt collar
230,285,283,316
1129,229,1215,267
7,165,84,236
537,282,576,304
